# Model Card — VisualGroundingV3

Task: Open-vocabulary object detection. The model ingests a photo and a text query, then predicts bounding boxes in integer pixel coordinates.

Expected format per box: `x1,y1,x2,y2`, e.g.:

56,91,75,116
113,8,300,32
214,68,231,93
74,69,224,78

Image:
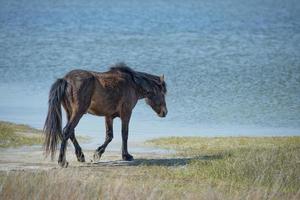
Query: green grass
146,137,300,195
0,121,42,147
0,121,90,148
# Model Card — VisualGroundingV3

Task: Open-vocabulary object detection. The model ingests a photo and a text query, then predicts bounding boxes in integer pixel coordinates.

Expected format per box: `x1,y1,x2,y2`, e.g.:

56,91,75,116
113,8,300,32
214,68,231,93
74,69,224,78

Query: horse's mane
109,62,136,76
109,63,167,94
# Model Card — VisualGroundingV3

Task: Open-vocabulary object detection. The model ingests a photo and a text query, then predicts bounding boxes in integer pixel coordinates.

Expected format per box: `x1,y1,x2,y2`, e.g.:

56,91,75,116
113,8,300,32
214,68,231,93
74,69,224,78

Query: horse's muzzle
159,107,168,118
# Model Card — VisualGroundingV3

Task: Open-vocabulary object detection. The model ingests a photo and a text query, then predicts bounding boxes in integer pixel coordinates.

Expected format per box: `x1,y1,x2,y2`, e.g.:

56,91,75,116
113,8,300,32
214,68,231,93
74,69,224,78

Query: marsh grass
147,137,300,196
0,121,89,148
0,121,42,147
0,136,299,199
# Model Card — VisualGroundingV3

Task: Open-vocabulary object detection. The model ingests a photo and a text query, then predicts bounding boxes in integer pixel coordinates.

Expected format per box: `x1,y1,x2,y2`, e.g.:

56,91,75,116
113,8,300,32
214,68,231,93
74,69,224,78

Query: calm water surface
1,0,300,147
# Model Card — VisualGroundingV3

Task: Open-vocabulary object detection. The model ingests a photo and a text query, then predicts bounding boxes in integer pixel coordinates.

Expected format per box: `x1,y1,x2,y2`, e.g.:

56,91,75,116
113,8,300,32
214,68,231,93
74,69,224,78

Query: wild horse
43,63,167,167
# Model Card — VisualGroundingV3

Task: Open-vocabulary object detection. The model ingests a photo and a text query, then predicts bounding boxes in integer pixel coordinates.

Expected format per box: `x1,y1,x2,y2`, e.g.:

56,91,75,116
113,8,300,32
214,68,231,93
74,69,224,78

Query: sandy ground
0,142,173,171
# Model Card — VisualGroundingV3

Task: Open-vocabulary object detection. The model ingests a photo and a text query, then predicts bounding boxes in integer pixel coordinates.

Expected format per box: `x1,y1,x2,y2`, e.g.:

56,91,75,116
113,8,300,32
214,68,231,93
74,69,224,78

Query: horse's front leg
94,116,114,161
121,115,133,161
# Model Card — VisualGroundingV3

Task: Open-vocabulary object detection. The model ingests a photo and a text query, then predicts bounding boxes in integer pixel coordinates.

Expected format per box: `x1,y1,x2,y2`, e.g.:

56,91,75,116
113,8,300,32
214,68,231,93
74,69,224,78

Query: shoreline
1,113,300,140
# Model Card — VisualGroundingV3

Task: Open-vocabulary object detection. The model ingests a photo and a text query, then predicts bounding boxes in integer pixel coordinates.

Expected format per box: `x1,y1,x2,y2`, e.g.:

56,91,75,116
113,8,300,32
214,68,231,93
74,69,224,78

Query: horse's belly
87,93,121,116
87,106,105,116
87,100,114,116
87,77,124,116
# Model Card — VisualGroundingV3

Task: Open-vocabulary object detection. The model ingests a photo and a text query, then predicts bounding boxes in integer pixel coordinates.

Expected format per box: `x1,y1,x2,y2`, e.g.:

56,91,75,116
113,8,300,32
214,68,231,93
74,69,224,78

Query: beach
1,0,300,199
0,121,299,199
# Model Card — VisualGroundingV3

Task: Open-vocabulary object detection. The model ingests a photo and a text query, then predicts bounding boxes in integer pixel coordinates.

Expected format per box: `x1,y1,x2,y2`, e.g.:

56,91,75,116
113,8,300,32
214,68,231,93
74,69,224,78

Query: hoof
93,152,102,162
58,160,69,168
122,154,134,161
77,153,85,163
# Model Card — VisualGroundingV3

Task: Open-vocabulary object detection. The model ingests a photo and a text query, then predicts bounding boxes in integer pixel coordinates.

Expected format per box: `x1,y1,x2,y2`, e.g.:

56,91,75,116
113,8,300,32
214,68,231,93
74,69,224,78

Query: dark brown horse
43,63,167,167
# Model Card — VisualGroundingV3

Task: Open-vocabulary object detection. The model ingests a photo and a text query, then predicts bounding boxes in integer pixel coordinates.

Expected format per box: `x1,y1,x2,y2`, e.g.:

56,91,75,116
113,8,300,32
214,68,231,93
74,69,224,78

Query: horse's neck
136,88,147,99
135,83,152,100
133,72,157,99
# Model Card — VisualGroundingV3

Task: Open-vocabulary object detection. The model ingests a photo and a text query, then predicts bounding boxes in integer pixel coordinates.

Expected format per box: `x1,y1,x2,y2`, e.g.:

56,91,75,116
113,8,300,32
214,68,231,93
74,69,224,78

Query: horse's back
61,68,137,116
64,69,95,81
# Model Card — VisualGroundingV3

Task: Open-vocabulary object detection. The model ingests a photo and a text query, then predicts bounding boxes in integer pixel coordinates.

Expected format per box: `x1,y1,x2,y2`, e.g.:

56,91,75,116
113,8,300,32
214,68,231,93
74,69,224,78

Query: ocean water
1,0,300,147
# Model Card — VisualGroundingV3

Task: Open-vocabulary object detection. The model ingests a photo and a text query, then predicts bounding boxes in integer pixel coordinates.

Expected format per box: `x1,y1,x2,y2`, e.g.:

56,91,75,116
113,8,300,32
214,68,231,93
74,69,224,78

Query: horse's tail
43,78,68,160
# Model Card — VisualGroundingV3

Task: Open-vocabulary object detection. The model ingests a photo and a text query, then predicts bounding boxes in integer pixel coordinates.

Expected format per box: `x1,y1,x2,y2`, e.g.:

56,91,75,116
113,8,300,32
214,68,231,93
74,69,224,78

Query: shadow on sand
84,154,223,167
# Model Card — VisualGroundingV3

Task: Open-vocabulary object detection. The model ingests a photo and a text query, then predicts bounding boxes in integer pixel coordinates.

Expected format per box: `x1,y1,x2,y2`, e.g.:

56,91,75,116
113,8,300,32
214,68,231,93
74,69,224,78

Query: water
1,0,300,146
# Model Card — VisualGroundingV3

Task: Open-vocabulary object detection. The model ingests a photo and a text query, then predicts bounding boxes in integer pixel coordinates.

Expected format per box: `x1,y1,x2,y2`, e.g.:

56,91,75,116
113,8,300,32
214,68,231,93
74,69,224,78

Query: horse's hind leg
63,95,85,163
59,77,94,167
58,112,84,167
93,116,114,161
70,133,85,162
66,111,85,162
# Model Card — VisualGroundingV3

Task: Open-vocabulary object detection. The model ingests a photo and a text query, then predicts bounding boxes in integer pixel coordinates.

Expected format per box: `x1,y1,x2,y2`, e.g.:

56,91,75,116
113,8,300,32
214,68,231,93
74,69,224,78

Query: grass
0,135,299,199
0,121,90,148
146,137,300,197
0,121,43,147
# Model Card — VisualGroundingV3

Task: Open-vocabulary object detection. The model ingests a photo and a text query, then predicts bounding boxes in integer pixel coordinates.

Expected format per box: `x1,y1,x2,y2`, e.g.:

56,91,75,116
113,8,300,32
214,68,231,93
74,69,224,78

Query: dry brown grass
0,136,299,200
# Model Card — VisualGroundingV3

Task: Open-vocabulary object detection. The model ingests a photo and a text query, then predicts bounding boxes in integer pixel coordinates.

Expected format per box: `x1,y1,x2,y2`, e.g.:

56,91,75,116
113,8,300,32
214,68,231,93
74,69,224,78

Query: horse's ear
160,75,164,83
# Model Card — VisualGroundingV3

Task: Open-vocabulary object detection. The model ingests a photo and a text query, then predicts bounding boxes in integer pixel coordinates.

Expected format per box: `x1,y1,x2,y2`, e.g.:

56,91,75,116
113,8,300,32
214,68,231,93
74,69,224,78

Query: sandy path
0,143,172,171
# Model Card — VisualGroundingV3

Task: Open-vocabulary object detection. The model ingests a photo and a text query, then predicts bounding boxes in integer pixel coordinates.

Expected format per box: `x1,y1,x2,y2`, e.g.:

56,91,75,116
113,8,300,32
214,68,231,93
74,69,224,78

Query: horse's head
145,75,168,118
